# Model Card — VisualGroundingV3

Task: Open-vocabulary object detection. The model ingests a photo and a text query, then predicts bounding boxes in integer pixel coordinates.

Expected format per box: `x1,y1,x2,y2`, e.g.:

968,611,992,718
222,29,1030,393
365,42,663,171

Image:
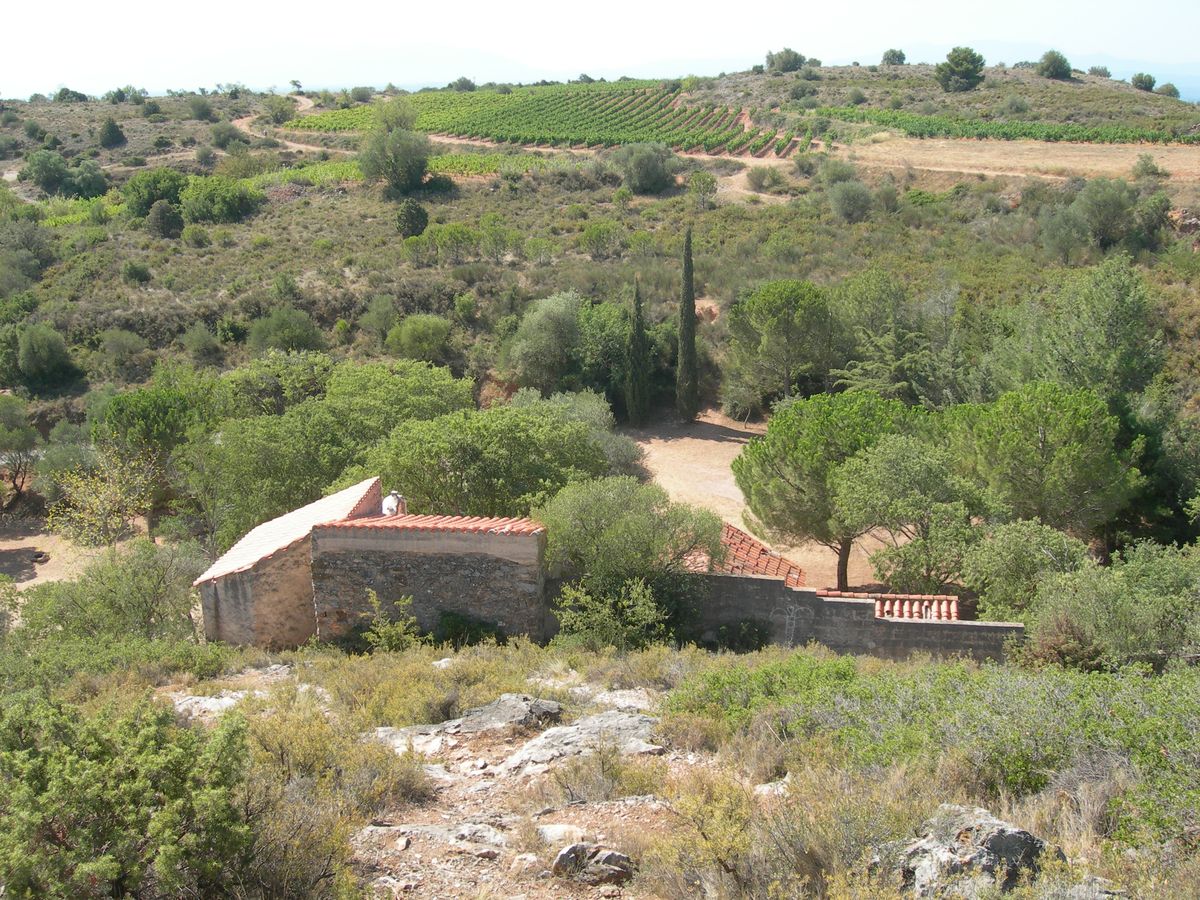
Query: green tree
263,94,295,124
18,150,69,194
676,227,699,420
990,256,1162,413
506,291,583,393
1130,72,1155,91
509,389,643,476
1036,50,1072,80
320,359,473,452
0,394,40,506
97,116,126,148
625,281,652,427
766,48,805,73
1155,83,1180,99
183,400,357,550
881,49,906,66
358,404,610,517
122,167,190,216
47,446,157,547
248,306,325,354
688,170,717,210
537,476,723,590
723,280,842,414
934,46,986,92
962,519,1090,622
384,314,453,365
358,128,430,195
733,391,909,590
834,435,982,594
952,382,1143,537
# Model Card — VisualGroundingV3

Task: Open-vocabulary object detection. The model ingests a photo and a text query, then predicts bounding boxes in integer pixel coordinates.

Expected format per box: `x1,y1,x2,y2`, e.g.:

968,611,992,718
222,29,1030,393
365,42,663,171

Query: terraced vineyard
287,85,796,156
819,106,1200,144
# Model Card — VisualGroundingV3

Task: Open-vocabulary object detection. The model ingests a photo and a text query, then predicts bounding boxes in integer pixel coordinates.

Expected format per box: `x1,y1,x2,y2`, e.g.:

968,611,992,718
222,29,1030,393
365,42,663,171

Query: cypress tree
625,278,651,426
676,226,699,420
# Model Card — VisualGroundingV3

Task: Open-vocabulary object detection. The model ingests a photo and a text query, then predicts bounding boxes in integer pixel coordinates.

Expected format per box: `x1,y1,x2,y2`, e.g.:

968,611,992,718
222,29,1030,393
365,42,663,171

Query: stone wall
199,538,316,648
310,526,545,641
695,574,1022,661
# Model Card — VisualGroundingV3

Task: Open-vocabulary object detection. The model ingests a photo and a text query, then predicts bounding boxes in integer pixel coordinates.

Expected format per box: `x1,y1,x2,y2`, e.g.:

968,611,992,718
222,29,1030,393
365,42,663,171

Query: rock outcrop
374,693,562,755
551,842,635,885
875,805,1063,896
499,709,664,776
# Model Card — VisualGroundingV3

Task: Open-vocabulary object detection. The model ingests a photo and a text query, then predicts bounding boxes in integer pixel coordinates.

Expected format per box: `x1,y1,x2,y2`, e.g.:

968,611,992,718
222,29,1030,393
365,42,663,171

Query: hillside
2,58,1200,898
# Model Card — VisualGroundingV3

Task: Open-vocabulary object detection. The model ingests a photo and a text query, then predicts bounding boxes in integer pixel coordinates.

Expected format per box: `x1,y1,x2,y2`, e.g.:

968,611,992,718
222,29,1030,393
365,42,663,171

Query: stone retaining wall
310,526,546,640
695,574,1022,661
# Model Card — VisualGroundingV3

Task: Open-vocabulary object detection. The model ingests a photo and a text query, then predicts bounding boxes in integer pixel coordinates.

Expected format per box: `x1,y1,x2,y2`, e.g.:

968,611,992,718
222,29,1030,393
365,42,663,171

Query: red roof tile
704,523,805,587
319,513,545,537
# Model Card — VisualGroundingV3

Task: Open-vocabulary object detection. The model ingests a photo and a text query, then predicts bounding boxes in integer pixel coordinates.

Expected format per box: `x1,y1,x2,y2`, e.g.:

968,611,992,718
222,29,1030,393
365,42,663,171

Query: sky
6,0,1200,101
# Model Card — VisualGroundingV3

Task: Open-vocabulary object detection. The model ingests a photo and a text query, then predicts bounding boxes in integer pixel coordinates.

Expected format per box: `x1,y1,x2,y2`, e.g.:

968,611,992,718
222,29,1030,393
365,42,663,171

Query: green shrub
962,520,1090,621
553,578,666,654
179,176,263,223
828,180,873,223
122,167,189,216
611,143,675,194
181,224,210,247
16,323,72,384
395,198,429,237
122,260,151,284
247,306,325,353
384,313,453,364
0,697,251,897
362,590,424,652
1131,72,1155,92
97,116,126,148
145,199,183,238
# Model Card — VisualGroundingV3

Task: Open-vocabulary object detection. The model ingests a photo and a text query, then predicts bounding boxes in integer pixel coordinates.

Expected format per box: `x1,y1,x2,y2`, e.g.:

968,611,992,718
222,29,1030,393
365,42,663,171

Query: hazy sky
7,0,1200,100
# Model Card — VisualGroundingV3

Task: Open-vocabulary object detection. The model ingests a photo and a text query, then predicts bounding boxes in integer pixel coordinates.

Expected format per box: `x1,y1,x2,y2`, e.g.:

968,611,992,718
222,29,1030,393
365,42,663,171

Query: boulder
875,805,1062,896
551,842,635,885
499,710,663,776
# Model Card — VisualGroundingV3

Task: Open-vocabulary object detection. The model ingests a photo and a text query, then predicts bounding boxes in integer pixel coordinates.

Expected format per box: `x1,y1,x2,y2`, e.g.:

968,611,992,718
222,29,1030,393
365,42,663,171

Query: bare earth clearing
631,410,886,590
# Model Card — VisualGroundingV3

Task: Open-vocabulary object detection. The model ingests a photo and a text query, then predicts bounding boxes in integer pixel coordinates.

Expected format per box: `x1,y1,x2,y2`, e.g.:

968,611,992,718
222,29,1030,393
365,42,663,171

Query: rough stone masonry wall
696,574,1022,661
310,528,545,641
200,538,317,648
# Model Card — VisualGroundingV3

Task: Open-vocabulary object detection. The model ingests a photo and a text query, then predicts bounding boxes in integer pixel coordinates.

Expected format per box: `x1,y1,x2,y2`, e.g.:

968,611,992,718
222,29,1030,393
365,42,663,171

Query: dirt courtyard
630,409,888,591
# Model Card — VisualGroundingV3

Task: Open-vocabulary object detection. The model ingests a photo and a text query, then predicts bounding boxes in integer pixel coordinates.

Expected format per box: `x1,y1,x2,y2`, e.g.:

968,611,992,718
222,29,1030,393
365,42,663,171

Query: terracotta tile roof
194,477,381,586
319,513,545,537
705,523,805,587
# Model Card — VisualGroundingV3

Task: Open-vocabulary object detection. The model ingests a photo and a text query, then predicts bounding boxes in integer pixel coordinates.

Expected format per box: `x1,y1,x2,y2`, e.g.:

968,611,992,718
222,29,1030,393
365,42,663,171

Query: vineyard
819,106,1200,145
287,85,799,157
